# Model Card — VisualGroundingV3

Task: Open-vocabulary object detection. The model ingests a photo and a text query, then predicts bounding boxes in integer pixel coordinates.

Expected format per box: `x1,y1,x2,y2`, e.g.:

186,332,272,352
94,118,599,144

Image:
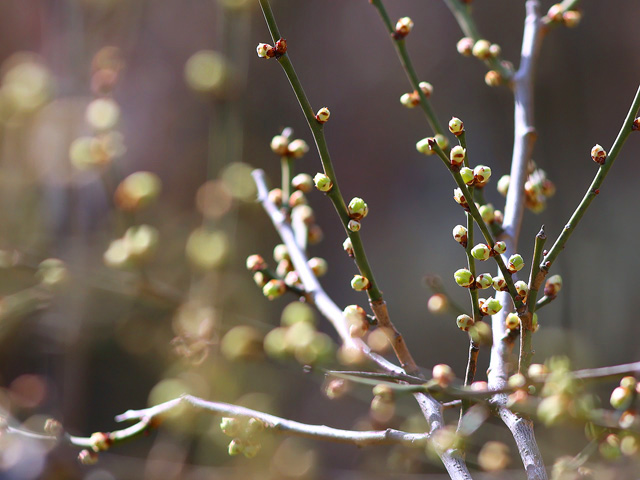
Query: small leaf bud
419,82,433,97
308,257,328,277
476,273,493,290
395,17,414,38
591,144,607,165
433,364,455,387
348,219,361,232
456,314,474,331
547,4,564,22
492,241,507,255
351,275,370,291
457,37,474,56
434,133,449,151
610,386,633,410
348,197,368,219
228,439,244,456
256,43,275,58
428,293,448,314
400,92,417,108
505,312,520,330
633,117,640,131
454,268,474,287
313,172,333,192
474,165,492,185
220,417,242,437
492,276,508,291
452,225,468,245
562,10,581,28
485,70,501,87
246,254,267,272
416,137,434,155
460,167,474,185
471,243,491,261
489,44,502,58
268,188,283,206
287,139,309,158
273,244,289,262
343,237,354,256
544,274,563,297
78,449,99,465
507,254,525,273
274,37,287,55
270,135,290,156
291,173,313,193
472,39,491,60
450,145,466,167
481,297,503,316
479,204,495,223
263,279,286,300
448,117,464,136
514,280,529,298
315,107,330,123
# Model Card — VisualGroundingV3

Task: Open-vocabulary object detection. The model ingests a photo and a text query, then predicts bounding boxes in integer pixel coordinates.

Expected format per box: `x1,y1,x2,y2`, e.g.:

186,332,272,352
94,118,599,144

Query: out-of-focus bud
263,279,286,300
479,204,495,223
291,173,313,193
472,40,491,60
562,10,581,28
497,175,510,196
610,386,633,410
114,171,162,212
273,244,289,262
288,190,307,208
308,257,328,277
78,449,99,465
456,37,474,56
428,293,448,314
268,188,283,206
400,92,417,108
544,274,562,297
246,254,267,272
270,135,289,155
489,44,501,58
546,4,564,22
485,70,501,87
287,139,309,158
419,82,433,97
416,137,433,155
394,17,414,38
434,134,449,151
432,364,455,387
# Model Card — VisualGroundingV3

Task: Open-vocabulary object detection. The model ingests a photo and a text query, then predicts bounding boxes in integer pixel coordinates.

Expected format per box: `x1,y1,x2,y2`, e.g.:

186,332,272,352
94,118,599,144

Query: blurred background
0,0,639,478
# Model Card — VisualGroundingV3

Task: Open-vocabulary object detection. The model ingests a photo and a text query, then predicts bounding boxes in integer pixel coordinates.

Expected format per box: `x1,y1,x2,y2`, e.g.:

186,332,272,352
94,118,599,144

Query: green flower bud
472,39,491,60
610,386,633,410
448,117,464,136
220,417,242,437
481,297,502,316
351,275,370,291
313,172,333,192
452,225,467,245
315,107,330,123
505,312,520,330
262,279,286,300
544,274,563,297
400,92,417,108
348,197,368,218
457,37,474,56
492,241,506,255
308,257,328,277
432,364,455,387
416,137,434,155
228,439,244,456
492,275,507,291
449,145,466,167
497,175,510,196
348,219,361,232
287,139,309,158
591,144,607,165
537,394,568,426
395,16,414,37
343,304,367,325
343,237,354,256
471,243,491,261
474,165,492,185
476,273,493,289
454,268,474,287
460,167,474,185
246,254,267,272
507,254,525,273
514,280,529,298
256,43,275,58
419,82,433,97
456,314,474,331
270,135,289,155
434,134,449,151
273,244,289,262
479,204,495,223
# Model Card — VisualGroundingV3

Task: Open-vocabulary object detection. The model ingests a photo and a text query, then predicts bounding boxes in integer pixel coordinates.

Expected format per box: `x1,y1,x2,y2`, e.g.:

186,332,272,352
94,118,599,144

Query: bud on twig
505,312,520,330
456,314,474,331
256,43,275,58
315,107,330,123
471,243,491,261
472,40,491,60
460,167,474,185
507,254,525,273
476,273,493,290
492,276,508,292
452,225,468,246
270,135,289,155
450,145,466,167
457,38,474,57
454,268,474,287
480,297,502,316
275,38,287,55
633,117,640,131
394,17,414,38
433,364,455,387
514,280,529,299
591,144,607,165
492,240,506,254
348,220,361,232
313,173,333,192
351,275,370,291
419,82,433,98
246,254,267,272
287,139,309,158
544,274,563,297
343,237,354,257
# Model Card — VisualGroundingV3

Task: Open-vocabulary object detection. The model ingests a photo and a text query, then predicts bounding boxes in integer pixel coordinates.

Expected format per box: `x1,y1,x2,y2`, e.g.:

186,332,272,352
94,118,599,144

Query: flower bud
471,243,491,261
633,117,640,131
268,188,283,206
284,271,300,287
292,204,314,225
270,135,289,155
288,190,307,208
460,167,474,185
505,312,520,330
253,271,267,287
243,442,262,458
395,17,414,38
528,363,549,380
492,276,507,291
507,254,524,273
344,304,367,324
427,293,448,314
497,175,510,196
562,10,581,28
621,376,637,390
474,165,492,185
456,314,474,331
308,257,328,277
481,297,502,316
454,268,474,287
78,449,99,465
449,145,466,167
288,139,309,158
315,107,330,123
479,204,495,223
325,378,349,399
514,280,529,298
351,275,370,291
246,254,267,272
220,417,242,437
343,237,354,256
432,364,455,387
308,224,323,244
419,82,433,97
44,418,63,436
452,225,467,245
591,144,607,165
228,439,244,456
610,386,633,410
547,4,564,22
509,373,527,389
114,171,162,212
256,43,275,58
472,39,491,60
349,321,369,338
246,417,265,435
453,188,468,207
90,432,111,452
492,241,506,255
493,210,504,224
372,384,394,402
416,137,433,155
313,172,333,192
348,219,361,232
476,273,493,290
457,37,474,56
484,70,501,87
263,279,286,300
434,134,449,151
273,243,289,262
274,37,287,55
400,92,417,108
489,44,501,57
448,117,464,136
348,197,368,219
291,173,313,193
469,321,493,345
544,274,563,297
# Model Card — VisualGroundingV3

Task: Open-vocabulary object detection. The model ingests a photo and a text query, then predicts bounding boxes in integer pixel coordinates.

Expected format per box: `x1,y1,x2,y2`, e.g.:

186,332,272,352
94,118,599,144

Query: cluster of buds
497,163,556,213
416,134,449,155
270,132,309,159
103,225,159,270
590,144,607,165
222,417,265,458
468,241,505,260
256,38,287,59
393,17,414,39
545,4,582,28
453,269,493,291
470,39,501,61
347,197,369,232
544,274,563,298
399,82,433,108
459,165,492,187
609,377,638,411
